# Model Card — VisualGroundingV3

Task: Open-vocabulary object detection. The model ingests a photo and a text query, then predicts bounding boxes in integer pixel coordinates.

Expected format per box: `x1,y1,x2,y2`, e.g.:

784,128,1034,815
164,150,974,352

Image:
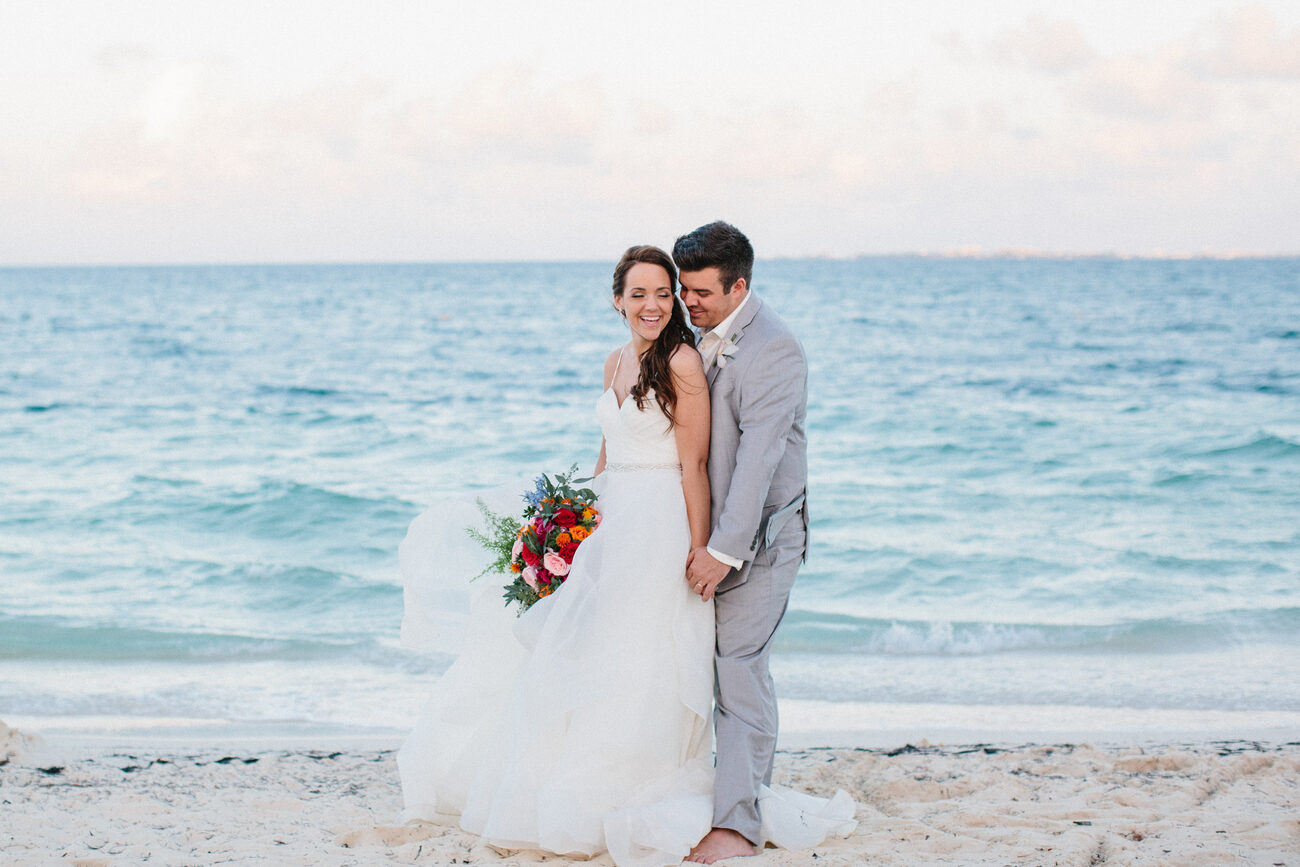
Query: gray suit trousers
711,517,804,844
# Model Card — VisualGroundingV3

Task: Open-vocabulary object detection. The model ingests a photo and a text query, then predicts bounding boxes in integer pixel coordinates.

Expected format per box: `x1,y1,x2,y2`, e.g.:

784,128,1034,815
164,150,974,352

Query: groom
675,222,809,864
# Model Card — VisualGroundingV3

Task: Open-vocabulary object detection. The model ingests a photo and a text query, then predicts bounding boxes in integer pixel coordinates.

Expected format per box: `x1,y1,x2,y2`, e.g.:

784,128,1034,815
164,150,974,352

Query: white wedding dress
397,385,856,866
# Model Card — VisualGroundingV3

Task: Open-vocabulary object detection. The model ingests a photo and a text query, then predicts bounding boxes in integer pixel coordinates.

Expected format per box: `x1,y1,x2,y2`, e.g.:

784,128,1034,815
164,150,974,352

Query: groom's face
678,267,747,331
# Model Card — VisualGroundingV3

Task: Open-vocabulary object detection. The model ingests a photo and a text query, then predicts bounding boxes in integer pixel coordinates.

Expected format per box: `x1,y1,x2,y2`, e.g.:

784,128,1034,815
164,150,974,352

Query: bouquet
469,466,600,613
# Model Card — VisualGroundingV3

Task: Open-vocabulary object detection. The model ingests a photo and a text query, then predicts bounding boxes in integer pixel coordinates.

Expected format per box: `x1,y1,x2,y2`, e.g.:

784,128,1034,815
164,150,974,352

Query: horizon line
2,249,1298,269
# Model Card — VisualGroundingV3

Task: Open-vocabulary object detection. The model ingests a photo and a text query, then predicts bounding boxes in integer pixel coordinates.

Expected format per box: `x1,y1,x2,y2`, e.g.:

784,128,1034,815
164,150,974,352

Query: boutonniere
716,334,741,368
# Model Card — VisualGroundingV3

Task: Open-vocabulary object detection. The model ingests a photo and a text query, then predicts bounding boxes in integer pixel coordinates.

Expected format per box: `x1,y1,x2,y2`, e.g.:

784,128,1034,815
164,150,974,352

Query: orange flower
582,507,594,520
569,526,590,541
538,585,553,597
510,562,523,573
556,532,572,546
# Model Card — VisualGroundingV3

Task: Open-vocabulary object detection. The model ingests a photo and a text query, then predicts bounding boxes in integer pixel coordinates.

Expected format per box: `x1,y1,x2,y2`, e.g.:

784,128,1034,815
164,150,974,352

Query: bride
397,245,854,866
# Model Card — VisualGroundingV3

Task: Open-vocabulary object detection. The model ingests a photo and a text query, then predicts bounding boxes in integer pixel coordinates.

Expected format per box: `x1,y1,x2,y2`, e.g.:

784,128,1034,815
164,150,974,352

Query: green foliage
465,498,522,581
503,580,541,610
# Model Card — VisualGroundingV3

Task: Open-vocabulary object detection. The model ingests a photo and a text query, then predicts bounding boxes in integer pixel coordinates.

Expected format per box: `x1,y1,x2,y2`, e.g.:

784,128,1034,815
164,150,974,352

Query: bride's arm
594,347,621,477
670,345,711,549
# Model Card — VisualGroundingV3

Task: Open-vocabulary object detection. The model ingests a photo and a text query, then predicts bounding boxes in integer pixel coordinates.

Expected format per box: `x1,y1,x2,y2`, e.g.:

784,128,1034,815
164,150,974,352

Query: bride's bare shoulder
603,345,627,387
669,343,706,379
670,341,702,364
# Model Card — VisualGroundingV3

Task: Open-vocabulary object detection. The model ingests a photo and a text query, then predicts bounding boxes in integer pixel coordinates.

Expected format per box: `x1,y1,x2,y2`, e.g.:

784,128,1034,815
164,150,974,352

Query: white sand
2,721,1297,866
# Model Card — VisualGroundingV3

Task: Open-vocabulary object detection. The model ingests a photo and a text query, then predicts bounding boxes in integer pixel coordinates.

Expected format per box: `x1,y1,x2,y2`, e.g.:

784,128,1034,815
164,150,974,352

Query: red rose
521,545,540,566
560,542,579,560
553,508,577,527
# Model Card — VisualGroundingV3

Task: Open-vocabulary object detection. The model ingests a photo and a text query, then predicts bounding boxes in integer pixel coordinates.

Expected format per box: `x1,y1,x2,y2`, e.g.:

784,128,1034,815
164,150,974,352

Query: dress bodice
597,388,680,467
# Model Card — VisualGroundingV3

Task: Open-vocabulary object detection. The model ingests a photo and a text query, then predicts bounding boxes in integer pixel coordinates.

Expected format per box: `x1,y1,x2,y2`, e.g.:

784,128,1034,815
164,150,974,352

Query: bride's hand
686,546,731,602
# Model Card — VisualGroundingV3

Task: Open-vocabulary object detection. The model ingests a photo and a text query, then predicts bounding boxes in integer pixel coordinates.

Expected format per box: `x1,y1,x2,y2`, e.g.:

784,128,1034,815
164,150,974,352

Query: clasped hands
685,546,731,602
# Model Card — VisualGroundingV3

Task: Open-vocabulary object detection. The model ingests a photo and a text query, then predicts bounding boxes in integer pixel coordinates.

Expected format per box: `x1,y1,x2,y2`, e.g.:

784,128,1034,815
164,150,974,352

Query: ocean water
1,258,1298,739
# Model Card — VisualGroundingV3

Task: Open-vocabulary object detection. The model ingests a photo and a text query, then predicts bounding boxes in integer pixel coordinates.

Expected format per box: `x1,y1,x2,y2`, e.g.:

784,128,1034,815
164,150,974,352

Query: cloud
258,78,390,162
6,3,1298,262
990,15,1093,74
1192,4,1300,79
1075,47,1215,119
136,63,203,143
58,56,619,217
935,31,975,64
96,43,154,72
868,78,921,122
627,100,675,138
61,66,396,206
439,65,606,166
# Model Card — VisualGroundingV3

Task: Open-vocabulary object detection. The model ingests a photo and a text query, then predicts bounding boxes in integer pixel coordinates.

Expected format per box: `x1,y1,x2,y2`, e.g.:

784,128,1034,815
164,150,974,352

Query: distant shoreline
3,251,1299,269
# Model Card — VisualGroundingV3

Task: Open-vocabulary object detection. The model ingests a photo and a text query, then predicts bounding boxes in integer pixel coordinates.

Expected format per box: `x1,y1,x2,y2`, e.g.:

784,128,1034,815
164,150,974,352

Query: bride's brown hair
612,245,697,427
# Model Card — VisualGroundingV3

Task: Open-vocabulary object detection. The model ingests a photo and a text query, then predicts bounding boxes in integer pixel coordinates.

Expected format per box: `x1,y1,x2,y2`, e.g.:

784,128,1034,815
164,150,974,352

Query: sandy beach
4,720,1297,866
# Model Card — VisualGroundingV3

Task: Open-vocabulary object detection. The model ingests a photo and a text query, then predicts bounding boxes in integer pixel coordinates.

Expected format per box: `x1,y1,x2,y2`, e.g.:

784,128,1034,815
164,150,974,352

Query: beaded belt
605,462,681,472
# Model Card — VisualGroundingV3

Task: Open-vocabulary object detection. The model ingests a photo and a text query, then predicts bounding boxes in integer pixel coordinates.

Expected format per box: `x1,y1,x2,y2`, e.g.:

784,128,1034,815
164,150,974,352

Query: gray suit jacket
705,295,809,593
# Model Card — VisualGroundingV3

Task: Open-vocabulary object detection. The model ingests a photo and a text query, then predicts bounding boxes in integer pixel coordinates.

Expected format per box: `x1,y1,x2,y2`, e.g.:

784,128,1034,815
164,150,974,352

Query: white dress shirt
697,291,752,370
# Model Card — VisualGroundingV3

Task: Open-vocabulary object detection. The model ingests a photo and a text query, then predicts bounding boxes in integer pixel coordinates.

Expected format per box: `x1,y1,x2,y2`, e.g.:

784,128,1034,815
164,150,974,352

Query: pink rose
511,536,523,560
522,565,539,590
543,551,570,577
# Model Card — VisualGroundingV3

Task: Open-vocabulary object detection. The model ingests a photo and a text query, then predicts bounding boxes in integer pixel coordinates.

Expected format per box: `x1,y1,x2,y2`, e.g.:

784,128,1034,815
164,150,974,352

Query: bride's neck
629,334,654,357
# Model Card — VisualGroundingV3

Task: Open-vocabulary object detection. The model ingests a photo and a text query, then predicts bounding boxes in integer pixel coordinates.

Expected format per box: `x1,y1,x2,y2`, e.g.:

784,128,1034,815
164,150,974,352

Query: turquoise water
1,259,1298,732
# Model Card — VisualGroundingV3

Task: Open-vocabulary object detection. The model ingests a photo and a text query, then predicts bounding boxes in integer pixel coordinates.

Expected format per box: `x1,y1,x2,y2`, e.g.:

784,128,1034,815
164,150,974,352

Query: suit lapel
705,363,721,387
705,340,723,387
706,295,763,388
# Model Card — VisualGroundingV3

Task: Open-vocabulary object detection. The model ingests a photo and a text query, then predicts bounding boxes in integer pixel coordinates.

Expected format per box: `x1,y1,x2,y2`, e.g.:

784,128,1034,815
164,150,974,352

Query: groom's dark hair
671,221,754,295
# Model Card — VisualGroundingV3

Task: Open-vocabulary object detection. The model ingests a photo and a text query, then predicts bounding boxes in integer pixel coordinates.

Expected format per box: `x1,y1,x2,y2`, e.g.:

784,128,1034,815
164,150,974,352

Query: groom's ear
729,277,747,296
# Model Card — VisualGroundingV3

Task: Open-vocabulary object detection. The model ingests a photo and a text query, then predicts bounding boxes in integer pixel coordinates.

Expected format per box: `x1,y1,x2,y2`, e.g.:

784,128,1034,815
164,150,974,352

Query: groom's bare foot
685,827,755,863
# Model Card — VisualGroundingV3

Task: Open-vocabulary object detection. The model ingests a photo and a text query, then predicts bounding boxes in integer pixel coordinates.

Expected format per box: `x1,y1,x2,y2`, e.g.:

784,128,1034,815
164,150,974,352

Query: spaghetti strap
612,344,626,381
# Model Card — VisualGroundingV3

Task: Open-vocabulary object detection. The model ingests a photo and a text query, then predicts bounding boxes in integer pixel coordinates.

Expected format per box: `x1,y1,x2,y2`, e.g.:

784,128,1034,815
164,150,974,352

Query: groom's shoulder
750,298,802,346
743,302,806,380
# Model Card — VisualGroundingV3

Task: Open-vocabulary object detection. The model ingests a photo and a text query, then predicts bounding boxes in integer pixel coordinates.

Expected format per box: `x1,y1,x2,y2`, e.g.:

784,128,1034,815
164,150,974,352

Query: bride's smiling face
616,262,675,346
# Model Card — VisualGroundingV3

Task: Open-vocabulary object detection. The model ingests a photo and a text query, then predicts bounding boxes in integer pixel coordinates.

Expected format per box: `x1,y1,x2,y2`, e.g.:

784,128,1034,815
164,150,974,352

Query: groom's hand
686,547,732,602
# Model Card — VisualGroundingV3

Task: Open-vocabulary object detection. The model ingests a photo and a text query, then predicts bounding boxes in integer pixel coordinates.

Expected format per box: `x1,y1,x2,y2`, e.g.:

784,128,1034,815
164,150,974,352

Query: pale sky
2,0,1298,264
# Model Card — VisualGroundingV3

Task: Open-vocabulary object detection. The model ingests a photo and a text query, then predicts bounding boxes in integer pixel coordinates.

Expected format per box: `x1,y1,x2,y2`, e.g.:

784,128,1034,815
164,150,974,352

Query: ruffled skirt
397,469,855,866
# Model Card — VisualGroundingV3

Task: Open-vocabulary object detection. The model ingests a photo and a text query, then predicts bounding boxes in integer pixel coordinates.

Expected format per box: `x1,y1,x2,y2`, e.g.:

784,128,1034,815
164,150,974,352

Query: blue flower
524,476,547,508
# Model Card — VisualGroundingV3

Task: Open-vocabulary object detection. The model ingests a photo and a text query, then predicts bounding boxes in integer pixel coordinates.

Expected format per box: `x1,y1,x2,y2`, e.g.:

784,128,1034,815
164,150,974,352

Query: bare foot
685,827,755,864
